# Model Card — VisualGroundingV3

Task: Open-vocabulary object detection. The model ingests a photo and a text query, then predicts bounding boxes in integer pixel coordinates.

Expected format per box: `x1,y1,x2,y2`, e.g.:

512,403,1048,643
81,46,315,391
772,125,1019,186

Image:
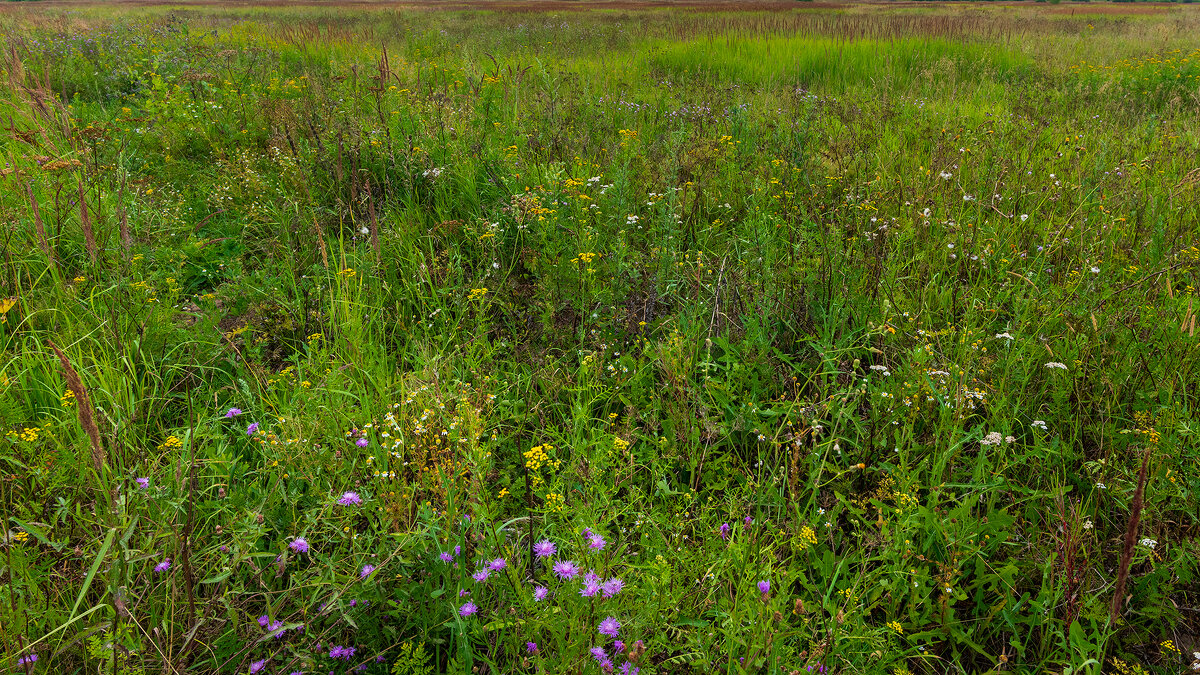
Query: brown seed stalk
1109,446,1151,623
49,340,106,473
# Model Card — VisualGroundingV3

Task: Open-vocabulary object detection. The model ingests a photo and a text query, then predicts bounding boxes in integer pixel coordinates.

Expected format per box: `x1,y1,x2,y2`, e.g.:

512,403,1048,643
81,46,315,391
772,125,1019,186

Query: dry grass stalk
49,340,107,473
1109,446,1151,623
77,179,98,263
25,182,54,262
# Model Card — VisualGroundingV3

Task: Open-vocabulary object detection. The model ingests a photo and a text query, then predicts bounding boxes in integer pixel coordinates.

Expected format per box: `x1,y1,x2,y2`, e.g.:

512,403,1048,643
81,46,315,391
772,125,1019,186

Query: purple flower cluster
16,653,37,666
136,477,150,490
249,659,267,673
154,558,171,573
246,422,259,435
598,616,621,638
458,601,478,617
224,407,242,418
553,560,580,580
360,564,376,579
337,491,362,506
329,645,356,660
533,539,557,558
289,537,309,553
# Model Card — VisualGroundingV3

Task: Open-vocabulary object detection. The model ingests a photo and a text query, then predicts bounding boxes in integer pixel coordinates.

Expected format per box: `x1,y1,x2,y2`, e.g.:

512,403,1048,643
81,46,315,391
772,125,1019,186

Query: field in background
1,2,1199,674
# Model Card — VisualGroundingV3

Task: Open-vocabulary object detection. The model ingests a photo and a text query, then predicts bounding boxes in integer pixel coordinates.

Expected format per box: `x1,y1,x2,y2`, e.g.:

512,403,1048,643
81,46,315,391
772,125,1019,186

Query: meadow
1,2,1199,673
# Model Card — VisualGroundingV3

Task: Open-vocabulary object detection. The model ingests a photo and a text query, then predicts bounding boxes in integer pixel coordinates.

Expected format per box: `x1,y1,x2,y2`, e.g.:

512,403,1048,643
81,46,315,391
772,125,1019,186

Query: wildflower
620,663,639,675
1032,420,1048,430
981,432,1003,446
553,560,580,580
290,538,309,553
439,551,454,563
526,642,538,654
602,578,625,598
743,516,753,530
355,438,369,448
590,646,613,670
533,540,557,559
246,422,259,435
598,616,621,638
757,580,770,597
257,615,270,627
1096,482,1107,490
136,477,150,490
472,570,490,583
487,557,507,571
458,601,478,617
155,558,172,573
1139,538,1158,550
329,645,356,660
1090,266,1100,274
16,654,37,666
589,534,607,552
995,332,1014,340
533,585,549,601
224,408,242,418
581,578,602,597
250,659,267,673
1083,519,1094,530
361,564,376,579
337,491,362,506
1044,362,1067,370
719,523,730,540
615,640,625,653
1020,214,1029,222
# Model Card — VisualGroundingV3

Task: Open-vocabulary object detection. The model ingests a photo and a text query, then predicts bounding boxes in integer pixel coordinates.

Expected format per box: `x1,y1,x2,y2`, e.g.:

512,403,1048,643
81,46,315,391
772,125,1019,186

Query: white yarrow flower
1045,362,1067,370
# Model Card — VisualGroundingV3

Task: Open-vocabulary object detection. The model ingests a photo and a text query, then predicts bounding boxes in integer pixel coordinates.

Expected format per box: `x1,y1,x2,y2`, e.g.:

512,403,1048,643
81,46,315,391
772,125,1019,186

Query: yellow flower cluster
524,444,552,471
60,390,76,408
157,435,183,451
887,621,904,634
8,427,40,442
799,525,817,547
544,491,564,513
468,287,489,301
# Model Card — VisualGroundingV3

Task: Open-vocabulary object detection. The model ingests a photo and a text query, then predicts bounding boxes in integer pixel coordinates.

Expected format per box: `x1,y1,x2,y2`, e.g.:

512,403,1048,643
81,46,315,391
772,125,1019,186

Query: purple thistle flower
553,560,580,580
582,527,595,538
526,641,538,654
458,601,478,617
584,570,601,586
246,422,259,435
598,616,621,638
458,589,470,597
16,654,37,666
355,438,369,448
743,515,753,530
758,580,771,597
224,407,242,418
454,545,461,556
588,534,607,552
719,523,730,540
590,646,608,662
257,615,270,627
581,579,601,597
439,551,454,563
361,564,376,579
154,558,171,573
289,537,309,553
250,659,267,674
487,557,507,571
533,539,557,559
472,569,490,583
620,663,639,675
337,491,362,506
135,477,150,490
602,578,624,598
533,585,549,602
614,640,625,653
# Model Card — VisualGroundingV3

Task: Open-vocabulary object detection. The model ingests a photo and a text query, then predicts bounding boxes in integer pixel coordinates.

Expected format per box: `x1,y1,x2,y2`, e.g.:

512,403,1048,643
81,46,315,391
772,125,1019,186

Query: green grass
1,3,1200,675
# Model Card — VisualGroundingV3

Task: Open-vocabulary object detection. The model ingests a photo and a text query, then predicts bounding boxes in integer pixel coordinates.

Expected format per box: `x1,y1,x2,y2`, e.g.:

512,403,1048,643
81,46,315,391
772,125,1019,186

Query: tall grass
1,3,1199,675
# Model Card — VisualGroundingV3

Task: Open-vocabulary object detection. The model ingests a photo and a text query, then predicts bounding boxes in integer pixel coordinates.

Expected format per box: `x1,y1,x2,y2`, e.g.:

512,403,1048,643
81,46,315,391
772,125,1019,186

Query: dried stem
1109,446,1151,623
48,340,107,474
